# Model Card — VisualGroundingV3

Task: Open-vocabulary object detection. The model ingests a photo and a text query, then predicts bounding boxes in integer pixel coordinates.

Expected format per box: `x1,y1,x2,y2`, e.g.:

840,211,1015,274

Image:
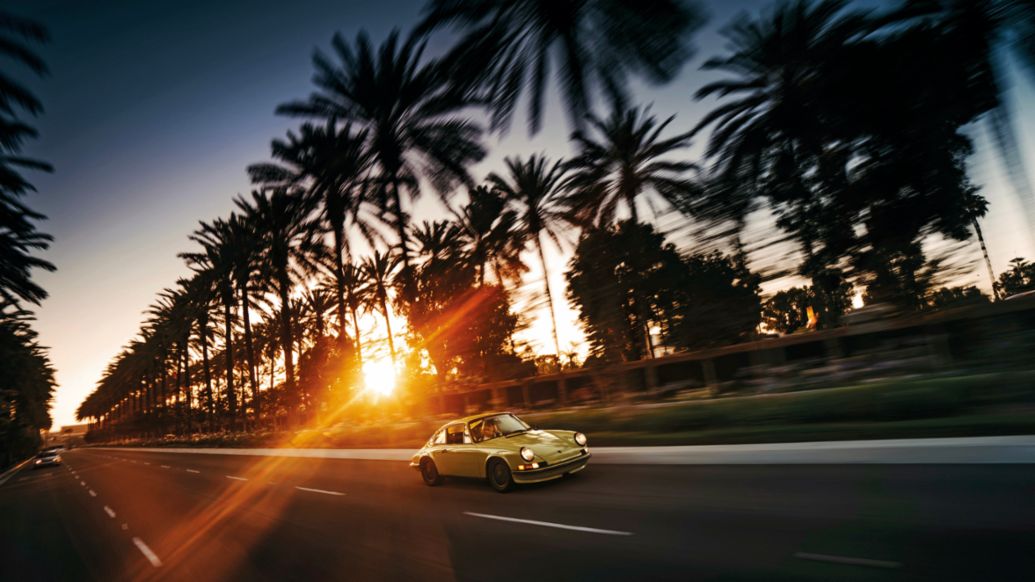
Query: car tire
420,458,442,486
487,459,513,493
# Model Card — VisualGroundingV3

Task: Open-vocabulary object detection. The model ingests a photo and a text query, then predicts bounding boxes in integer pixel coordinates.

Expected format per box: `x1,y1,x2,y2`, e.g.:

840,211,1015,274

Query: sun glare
362,359,397,398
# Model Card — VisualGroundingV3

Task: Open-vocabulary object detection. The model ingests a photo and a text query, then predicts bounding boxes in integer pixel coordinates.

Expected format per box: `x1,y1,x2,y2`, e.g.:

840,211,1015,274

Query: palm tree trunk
350,299,364,369
534,230,563,363
223,297,236,425
973,218,1000,300
239,284,260,422
181,336,192,434
379,297,397,364
200,318,214,428
391,177,416,303
332,222,350,350
276,264,297,420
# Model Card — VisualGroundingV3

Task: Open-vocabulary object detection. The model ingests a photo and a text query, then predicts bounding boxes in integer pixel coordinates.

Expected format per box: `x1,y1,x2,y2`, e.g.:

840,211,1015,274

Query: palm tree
0,10,53,309
224,213,264,420
566,105,698,226
340,263,367,367
179,275,217,424
248,120,373,351
182,218,243,423
691,0,873,282
236,189,320,418
911,0,1035,252
454,185,526,285
487,155,572,361
277,29,486,302
360,251,400,365
418,0,706,134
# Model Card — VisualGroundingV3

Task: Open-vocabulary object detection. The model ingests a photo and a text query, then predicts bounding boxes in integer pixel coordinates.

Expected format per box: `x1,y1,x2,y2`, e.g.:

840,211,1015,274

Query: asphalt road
2,448,1033,581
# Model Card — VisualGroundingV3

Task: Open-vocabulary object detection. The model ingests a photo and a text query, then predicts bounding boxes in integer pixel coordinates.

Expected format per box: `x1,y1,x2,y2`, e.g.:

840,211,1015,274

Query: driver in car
481,418,502,441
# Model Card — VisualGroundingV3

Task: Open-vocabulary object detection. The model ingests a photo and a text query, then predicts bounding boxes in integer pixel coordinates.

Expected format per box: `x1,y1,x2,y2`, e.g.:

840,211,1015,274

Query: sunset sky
10,0,1035,429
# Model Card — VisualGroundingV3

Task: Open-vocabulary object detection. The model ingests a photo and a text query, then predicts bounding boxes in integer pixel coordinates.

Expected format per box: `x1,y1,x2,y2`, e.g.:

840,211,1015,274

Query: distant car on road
411,412,590,492
33,450,62,469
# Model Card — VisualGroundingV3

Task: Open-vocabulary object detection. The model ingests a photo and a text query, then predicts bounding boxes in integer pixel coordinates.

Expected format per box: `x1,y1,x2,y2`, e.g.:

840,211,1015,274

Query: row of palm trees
75,0,711,437
78,0,1035,439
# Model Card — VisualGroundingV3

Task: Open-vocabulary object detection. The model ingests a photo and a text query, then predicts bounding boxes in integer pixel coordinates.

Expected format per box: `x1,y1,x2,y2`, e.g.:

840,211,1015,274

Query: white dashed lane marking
185,469,200,474
103,506,116,519
89,489,97,497
794,552,902,569
463,512,634,536
160,465,171,469
132,537,163,568
225,475,247,481
295,486,345,496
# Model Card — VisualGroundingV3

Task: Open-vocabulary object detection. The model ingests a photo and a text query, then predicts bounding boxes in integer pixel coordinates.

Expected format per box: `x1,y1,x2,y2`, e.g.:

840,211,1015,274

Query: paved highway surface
2,447,1033,581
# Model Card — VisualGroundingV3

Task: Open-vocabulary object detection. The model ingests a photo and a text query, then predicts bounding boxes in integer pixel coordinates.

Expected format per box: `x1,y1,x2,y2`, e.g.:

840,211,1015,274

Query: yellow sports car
410,412,590,492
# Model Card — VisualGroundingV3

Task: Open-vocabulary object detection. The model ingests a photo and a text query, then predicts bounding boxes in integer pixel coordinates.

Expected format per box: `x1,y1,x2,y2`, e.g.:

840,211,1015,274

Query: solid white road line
132,537,163,567
186,469,200,474
463,512,634,536
103,506,116,518
225,475,248,481
89,489,97,497
295,486,345,496
794,552,902,569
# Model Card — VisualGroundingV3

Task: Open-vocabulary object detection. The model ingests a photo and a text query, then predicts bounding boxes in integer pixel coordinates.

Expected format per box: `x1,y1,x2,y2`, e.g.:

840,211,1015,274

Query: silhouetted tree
278,30,485,302
995,257,1035,297
565,105,698,226
487,155,572,360
419,0,706,133
929,285,990,309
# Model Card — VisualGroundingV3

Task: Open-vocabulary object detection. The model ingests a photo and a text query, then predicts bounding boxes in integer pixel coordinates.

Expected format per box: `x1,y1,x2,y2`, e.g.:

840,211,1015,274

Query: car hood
500,430,581,461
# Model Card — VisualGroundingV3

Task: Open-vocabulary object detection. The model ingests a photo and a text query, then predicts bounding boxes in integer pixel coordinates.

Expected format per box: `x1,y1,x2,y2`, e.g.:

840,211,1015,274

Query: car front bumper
512,452,590,484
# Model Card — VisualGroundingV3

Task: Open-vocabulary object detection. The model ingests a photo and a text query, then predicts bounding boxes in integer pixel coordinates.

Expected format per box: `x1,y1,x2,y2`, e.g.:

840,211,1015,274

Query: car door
451,424,489,478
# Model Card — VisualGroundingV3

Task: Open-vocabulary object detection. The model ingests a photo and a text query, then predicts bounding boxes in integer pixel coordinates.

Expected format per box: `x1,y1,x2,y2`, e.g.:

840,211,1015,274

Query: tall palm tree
236,189,320,417
0,10,54,309
182,218,243,423
566,105,698,226
418,0,706,134
910,0,1035,252
340,263,367,367
454,185,526,285
277,29,486,302
360,251,400,365
224,213,263,420
691,0,873,279
179,275,217,423
248,119,373,350
487,155,572,360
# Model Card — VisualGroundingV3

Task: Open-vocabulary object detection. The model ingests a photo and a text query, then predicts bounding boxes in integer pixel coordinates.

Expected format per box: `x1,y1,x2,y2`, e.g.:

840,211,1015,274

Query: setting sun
362,359,397,398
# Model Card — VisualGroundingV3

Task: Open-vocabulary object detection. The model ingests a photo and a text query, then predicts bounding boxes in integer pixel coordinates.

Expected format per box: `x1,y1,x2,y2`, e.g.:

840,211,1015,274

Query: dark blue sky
8,0,1032,427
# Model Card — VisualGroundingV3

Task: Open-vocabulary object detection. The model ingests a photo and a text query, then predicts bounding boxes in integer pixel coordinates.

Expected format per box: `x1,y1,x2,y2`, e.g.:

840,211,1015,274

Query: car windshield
470,413,529,442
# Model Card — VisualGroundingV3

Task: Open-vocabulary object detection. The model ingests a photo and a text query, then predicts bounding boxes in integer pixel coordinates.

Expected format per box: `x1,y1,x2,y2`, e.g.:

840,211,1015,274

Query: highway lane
2,448,1034,581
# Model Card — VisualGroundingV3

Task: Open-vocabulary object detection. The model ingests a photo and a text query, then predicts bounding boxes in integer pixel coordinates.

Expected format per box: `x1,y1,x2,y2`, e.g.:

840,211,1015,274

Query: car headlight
520,447,535,462
574,432,587,446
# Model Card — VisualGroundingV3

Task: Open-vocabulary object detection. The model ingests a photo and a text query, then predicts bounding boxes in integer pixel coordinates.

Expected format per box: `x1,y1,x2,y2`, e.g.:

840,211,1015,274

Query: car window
445,423,468,445
431,429,445,445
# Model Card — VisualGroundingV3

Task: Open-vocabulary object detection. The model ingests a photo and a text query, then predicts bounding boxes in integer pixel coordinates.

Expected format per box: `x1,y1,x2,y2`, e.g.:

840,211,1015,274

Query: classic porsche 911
411,412,590,492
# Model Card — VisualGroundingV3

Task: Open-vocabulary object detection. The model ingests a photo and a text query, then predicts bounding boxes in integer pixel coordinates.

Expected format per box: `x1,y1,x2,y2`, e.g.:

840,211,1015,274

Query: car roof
436,411,512,429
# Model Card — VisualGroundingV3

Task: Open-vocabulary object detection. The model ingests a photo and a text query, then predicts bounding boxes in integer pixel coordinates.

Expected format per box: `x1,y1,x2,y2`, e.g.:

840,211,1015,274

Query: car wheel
487,459,513,493
420,458,442,486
